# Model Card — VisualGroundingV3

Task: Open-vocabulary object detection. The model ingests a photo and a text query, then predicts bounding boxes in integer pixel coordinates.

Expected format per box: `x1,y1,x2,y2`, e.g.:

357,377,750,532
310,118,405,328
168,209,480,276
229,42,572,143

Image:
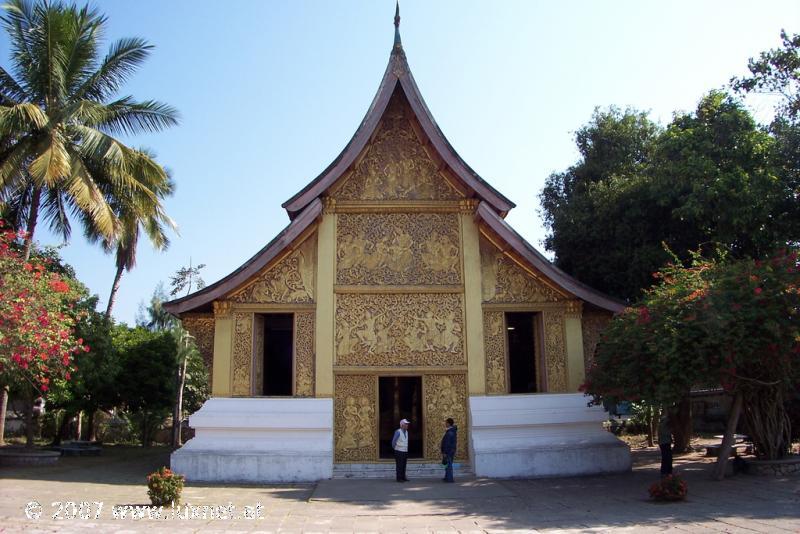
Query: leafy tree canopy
540,92,798,301
583,248,800,459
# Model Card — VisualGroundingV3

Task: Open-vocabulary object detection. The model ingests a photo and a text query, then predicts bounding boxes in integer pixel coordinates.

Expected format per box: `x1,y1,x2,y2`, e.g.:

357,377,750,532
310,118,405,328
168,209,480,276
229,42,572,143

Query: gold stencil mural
231,312,253,396
336,213,461,286
333,92,461,202
252,316,264,395
483,311,507,394
582,310,612,374
424,374,468,460
295,312,315,397
334,375,377,462
181,315,214,386
480,239,563,303
543,310,568,392
336,293,465,367
230,235,316,304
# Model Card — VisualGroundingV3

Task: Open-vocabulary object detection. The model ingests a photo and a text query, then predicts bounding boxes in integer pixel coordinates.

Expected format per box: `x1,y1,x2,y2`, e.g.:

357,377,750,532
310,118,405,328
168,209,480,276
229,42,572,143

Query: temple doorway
506,312,538,393
262,313,293,396
378,376,423,459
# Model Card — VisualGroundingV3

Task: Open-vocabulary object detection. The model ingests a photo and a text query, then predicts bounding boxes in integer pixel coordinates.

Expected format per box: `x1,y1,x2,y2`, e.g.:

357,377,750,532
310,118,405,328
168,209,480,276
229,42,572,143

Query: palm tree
0,0,178,260
91,157,177,318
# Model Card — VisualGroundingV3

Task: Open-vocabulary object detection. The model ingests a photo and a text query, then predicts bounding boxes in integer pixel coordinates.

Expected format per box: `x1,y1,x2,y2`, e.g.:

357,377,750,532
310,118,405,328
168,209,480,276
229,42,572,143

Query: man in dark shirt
440,418,457,483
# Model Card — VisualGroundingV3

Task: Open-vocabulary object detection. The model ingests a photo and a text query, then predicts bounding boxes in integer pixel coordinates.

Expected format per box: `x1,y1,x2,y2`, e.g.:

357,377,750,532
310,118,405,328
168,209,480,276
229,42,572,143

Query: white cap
400,419,410,424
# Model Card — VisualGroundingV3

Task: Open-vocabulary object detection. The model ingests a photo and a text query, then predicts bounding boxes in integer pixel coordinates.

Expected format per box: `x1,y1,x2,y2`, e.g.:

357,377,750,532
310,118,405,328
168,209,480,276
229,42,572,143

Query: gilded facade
332,92,461,202
483,311,507,394
231,312,253,396
230,235,316,304
334,375,377,462
335,293,464,367
424,374,468,460
295,312,315,396
336,213,461,286
168,46,623,467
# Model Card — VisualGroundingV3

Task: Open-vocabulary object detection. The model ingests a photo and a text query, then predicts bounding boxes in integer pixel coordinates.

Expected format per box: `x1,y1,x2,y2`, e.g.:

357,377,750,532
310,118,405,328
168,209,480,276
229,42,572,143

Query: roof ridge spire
393,0,402,49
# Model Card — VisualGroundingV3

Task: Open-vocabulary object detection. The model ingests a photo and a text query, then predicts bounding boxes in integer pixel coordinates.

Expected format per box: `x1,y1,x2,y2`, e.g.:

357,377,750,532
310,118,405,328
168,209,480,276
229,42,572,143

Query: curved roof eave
281,46,515,219
163,198,323,316
475,202,626,314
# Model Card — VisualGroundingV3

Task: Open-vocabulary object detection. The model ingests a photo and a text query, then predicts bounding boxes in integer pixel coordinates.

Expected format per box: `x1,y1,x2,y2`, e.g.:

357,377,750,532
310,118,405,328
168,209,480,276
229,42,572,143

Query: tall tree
540,92,797,301
731,30,800,122
96,162,177,318
0,0,178,260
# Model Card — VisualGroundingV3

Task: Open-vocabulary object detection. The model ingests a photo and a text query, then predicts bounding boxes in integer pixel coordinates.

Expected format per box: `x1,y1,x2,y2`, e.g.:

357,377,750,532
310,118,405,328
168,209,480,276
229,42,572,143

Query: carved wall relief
231,312,253,396
180,315,214,389
252,315,264,396
424,374,468,460
334,375,377,462
582,310,612,374
336,213,461,286
230,235,316,304
295,312,315,397
333,91,461,202
543,310,568,393
480,239,563,303
483,311,507,394
336,293,465,367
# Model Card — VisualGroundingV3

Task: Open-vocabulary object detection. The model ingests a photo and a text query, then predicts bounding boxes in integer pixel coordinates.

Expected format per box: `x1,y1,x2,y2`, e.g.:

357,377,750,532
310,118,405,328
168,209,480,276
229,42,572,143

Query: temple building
165,8,631,482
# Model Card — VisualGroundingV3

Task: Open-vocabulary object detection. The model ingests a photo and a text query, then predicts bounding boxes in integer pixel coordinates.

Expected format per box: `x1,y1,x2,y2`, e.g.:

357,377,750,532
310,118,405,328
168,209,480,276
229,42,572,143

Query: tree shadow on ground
1,446,798,531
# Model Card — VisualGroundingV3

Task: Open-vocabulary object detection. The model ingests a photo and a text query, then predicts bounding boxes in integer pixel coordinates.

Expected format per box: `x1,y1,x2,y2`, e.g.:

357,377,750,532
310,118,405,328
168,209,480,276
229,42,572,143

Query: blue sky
4,0,798,324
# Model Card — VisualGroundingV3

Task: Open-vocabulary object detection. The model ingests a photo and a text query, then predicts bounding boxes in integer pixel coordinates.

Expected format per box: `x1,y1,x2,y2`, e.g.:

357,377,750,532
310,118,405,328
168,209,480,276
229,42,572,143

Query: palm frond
92,96,179,135
62,148,118,238
0,102,49,136
29,129,71,186
41,185,71,241
0,66,28,105
0,134,36,189
62,4,105,97
73,37,153,102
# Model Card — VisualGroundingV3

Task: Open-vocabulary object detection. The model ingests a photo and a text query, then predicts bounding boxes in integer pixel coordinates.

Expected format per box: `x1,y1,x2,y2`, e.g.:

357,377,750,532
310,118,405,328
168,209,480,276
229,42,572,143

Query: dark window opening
506,312,537,393
379,376,423,459
262,313,294,396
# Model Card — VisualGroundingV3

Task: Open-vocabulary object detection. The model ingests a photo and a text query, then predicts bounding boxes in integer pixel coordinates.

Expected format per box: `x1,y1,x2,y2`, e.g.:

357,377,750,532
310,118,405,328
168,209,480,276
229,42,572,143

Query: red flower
49,280,69,293
754,287,763,295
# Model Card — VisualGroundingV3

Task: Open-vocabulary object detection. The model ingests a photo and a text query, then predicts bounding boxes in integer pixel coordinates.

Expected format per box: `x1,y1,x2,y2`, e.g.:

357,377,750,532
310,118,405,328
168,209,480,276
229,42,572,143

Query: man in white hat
391,418,410,482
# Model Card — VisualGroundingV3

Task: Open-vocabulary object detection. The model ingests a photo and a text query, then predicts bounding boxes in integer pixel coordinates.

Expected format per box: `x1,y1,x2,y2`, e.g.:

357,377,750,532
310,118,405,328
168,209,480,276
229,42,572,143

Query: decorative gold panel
582,311,612,374
333,92,461,202
424,374,468,460
181,314,214,382
337,213,462,286
334,375,377,462
480,239,562,303
252,315,264,395
483,311,507,394
295,312,315,397
230,235,316,304
543,310,568,393
231,312,253,396
336,293,465,367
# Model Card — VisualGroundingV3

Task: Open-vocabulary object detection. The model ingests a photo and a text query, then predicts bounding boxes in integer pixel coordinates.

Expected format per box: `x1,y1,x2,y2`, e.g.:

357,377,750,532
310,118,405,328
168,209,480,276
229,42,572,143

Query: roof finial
393,0,402,48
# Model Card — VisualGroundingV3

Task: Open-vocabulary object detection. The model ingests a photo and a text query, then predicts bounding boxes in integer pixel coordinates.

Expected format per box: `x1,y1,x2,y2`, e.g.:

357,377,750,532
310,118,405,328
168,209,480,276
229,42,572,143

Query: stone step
333,462,473,479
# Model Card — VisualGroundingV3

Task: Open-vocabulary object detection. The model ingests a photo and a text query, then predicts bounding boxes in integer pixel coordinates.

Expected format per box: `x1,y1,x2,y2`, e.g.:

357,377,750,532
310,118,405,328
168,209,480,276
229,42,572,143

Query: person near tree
658,411,673,476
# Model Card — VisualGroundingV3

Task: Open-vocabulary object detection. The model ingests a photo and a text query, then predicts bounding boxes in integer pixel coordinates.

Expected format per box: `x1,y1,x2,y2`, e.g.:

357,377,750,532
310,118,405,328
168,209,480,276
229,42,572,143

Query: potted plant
146,467,185,506
648,474,688,502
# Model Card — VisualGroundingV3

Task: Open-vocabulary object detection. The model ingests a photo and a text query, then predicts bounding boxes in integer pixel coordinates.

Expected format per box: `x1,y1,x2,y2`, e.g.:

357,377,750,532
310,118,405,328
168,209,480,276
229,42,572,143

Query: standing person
392,418,410,482
658,410,673,477
440,418,458,483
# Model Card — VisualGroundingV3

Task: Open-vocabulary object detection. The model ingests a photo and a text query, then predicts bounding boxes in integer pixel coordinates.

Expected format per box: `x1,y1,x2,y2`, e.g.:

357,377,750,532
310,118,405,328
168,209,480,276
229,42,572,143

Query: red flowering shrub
0,221,87,396
582,248,800,459
649,474,688,501
146,467,185,506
